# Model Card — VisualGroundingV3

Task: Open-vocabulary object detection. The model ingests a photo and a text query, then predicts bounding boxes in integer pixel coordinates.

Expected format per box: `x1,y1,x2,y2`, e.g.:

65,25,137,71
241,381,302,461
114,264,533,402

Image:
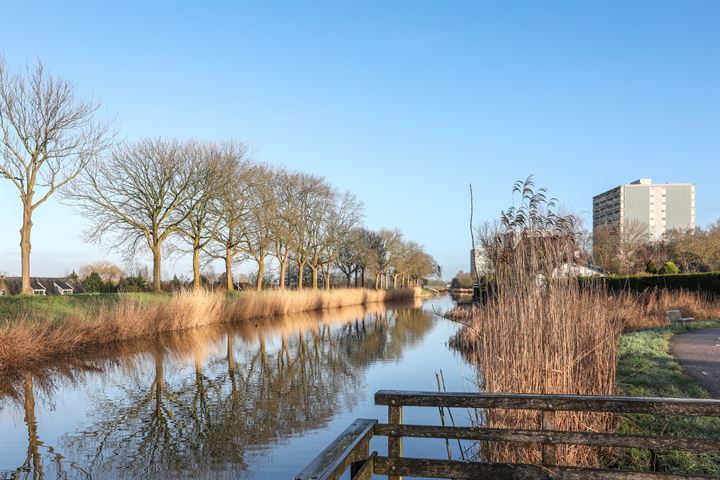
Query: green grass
615,320,720,476
0,292,168,326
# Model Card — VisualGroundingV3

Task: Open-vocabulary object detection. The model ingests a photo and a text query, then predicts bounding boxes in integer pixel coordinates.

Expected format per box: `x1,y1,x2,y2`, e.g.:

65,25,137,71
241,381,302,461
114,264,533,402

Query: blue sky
1,1,718,279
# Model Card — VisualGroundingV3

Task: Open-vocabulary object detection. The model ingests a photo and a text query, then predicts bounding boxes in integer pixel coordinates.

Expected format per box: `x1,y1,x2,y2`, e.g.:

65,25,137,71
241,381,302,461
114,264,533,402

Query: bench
666,309,694,326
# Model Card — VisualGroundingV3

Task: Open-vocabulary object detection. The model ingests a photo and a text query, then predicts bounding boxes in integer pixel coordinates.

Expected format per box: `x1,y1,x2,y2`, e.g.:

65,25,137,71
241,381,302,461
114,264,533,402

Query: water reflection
1,298,435,479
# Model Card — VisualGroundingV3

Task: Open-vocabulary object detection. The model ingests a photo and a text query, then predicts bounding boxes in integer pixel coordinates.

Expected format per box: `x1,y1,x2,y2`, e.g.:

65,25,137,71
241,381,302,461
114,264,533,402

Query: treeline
593,219,720,275
66,138,437,293
0,59,436,294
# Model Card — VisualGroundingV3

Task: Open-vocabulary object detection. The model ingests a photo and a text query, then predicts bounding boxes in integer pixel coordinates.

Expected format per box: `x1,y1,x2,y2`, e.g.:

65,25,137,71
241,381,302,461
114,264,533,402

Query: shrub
82,272,104,293
658,261,679,275
597,272,720,294
645,260,657,274
118,275,148,292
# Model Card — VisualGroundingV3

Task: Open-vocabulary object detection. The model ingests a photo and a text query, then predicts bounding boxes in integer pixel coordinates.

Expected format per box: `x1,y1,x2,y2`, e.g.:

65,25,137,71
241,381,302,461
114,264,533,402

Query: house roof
0,276,85,295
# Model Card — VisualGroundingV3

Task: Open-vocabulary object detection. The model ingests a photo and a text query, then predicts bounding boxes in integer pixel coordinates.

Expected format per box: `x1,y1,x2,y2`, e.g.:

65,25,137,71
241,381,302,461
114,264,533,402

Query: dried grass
611,289,720,330
0,287,420,372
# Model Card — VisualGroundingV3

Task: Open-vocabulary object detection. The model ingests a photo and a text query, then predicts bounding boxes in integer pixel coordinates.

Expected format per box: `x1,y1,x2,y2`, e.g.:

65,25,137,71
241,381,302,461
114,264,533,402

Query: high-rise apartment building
592,179,695,241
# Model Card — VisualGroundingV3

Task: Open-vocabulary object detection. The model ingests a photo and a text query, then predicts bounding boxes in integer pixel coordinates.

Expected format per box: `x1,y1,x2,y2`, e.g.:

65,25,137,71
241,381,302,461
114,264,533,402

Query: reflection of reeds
0,288,420,372
0,297,422,401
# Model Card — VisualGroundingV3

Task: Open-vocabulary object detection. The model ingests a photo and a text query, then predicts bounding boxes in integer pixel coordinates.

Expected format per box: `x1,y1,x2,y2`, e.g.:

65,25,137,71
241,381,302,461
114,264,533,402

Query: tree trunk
354,269,358,288
192,244,201,290
225,248,234,291
298,262,305,289
361,267,365,288
256,256,265,291
20,205,33,295
279,250,289,289
152,244,162,293
346,272,352,287
375,272,381,289
324,263,331,290
312,264,319,289
393,274,398,288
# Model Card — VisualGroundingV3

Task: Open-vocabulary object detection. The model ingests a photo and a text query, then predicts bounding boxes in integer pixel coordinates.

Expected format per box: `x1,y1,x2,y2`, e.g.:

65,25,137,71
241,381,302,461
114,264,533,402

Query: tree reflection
1,299,435,479
9,373,90,480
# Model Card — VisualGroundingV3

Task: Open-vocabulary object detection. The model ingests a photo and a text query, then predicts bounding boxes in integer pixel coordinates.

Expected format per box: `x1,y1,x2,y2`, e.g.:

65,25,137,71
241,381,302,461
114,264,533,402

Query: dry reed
610,289,720,330
449,179,623,467
0,287,420,372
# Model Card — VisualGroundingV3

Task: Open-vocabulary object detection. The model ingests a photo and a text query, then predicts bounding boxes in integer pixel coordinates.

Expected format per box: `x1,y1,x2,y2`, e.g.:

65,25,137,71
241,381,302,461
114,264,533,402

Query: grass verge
616,320,720,476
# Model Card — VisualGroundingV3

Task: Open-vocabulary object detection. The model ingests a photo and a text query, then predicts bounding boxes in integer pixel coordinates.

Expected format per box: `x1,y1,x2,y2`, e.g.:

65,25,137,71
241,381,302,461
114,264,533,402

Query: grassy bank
616,321,720,476
0,287,420,371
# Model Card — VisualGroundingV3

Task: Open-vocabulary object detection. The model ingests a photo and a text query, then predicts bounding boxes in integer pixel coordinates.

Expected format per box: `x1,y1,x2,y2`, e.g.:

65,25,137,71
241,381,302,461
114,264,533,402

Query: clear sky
1,1,719,280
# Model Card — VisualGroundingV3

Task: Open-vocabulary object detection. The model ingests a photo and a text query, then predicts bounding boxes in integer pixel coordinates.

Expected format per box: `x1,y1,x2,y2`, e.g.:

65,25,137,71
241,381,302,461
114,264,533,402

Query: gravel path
669,327,720,398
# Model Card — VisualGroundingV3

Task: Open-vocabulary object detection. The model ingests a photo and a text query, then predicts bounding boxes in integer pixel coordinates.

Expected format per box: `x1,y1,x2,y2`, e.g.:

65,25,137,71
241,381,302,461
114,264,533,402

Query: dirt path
669,327,720,398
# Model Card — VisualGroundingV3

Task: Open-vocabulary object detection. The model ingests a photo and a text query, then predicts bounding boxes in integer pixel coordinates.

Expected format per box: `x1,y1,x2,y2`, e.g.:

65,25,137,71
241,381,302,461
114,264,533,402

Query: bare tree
206,142,253,291
241,164,277,291
176,142,229,289
285,173,331,289
270,168,300,290
0,58,112,294
320,191,363,289
78,260,124,285
67,138,202,292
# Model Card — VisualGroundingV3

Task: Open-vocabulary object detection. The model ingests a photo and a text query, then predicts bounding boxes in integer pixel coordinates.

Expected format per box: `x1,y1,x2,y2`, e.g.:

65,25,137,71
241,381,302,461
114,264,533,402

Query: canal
0,295,473,479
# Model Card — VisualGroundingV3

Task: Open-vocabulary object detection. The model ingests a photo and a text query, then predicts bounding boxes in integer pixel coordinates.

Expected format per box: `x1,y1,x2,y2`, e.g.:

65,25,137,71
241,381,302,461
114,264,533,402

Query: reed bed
448,180,628,467
611,289,720,330
0,287,420,372
451,279,623,467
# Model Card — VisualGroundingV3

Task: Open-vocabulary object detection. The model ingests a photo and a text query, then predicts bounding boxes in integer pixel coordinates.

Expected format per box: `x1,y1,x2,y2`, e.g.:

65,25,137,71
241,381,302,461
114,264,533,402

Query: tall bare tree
0,58,112,294
176,142,228,289
320,191,363,289
242,164,277,291
207,142,253,291
67,138,201,292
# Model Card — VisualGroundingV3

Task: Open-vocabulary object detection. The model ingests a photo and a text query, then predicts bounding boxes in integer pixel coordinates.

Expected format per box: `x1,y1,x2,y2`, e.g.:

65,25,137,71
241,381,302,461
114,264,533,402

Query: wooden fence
295,390,720,480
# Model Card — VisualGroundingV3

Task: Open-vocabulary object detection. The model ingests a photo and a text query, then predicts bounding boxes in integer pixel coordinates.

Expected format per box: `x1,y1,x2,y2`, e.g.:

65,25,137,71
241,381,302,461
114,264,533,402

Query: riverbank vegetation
447,178,720,471
0,287,420,372
616,321,720,475
449,178,622,467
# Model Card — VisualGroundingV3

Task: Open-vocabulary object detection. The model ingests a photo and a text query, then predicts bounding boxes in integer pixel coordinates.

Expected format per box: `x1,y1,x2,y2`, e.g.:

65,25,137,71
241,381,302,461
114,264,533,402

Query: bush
658,261,679,275
118,275,148,292
645,260,657,274
82,272,104,293
597,272,720,294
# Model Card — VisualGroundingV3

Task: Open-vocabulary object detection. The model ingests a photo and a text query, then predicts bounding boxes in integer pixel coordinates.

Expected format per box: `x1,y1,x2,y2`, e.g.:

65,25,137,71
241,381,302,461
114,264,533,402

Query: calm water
0,296,475,479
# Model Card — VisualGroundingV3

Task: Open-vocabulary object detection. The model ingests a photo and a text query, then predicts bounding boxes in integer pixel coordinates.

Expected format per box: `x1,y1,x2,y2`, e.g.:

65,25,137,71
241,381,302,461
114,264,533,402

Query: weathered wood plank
295,418,376,480
541,409,556,466
375,390,720,415
373,457,718,480
350,452,375,480
373,423,720,453
388,405,403,480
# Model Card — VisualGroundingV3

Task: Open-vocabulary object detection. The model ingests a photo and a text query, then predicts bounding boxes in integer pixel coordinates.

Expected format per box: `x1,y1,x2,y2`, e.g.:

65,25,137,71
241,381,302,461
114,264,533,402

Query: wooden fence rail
295,390,720,480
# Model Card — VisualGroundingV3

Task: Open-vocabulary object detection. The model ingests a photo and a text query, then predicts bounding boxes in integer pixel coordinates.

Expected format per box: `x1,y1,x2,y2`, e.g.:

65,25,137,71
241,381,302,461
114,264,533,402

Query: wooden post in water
388,404,403,480
541,409,557,466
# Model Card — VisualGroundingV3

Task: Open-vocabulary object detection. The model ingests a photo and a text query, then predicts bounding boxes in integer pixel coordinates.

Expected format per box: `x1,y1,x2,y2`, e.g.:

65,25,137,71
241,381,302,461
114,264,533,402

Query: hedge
596,272,720,294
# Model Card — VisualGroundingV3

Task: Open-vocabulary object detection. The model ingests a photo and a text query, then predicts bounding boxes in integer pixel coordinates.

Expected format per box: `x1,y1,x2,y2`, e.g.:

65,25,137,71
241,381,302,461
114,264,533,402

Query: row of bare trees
0,58,436,293
68,138,437,292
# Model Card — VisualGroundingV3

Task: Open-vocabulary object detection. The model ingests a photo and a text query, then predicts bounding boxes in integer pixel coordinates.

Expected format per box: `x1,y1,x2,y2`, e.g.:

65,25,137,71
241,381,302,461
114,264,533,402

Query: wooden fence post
541,409,557,466
350,435,370,479
389,405,403,480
